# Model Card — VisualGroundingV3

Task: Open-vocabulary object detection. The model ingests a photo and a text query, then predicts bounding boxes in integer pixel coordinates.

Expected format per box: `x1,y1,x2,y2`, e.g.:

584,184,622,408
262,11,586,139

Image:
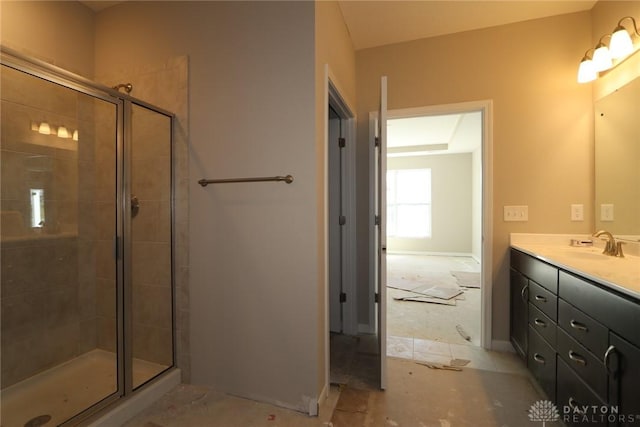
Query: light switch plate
504,205,528,222
600,204,614,221
571,204,584,221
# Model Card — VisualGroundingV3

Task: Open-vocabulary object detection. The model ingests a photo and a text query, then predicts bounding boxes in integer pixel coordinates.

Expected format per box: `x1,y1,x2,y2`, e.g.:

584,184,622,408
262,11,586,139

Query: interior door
329,113,343,333
375,76,388,389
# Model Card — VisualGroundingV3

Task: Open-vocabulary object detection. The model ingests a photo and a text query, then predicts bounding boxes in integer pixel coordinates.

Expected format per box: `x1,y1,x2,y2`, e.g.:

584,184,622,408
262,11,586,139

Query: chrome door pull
534,318,547,327
569,350,587,365
570,320,588,332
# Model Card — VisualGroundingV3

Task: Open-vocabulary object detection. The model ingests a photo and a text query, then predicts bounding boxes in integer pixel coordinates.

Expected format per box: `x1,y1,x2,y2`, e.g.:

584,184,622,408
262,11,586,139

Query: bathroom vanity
510,235,640,426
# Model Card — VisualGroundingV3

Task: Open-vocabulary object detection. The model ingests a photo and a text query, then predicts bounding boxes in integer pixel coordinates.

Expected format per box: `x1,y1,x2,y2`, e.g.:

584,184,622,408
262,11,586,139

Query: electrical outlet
504,205,528,222
571,204,584,221
601,204,614,221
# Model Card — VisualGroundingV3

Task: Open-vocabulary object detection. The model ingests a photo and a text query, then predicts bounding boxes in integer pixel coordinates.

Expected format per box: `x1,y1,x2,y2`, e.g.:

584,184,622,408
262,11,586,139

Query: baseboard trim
491,340,515,353
387,250,476,258
358,323,374,334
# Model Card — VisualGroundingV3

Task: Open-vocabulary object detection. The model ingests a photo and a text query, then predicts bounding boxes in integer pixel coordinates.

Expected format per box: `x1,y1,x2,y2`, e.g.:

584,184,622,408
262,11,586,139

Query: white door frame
369,99,494,350
322,64,357,400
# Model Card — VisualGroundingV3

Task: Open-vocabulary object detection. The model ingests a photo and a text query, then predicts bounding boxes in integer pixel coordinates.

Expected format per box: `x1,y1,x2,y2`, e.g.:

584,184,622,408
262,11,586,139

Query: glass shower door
128,102,174,389
0,64,120,425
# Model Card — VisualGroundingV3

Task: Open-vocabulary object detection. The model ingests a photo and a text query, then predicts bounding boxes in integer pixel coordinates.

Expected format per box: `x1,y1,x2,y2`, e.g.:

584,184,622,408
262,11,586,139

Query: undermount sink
564,250,609,261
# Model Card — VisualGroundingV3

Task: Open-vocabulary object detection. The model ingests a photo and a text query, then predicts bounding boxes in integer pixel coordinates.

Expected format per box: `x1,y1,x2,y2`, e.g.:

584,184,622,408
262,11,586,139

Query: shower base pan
1,349,168,427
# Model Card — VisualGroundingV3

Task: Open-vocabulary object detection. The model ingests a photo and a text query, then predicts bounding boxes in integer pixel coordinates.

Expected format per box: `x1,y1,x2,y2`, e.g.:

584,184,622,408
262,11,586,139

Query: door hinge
340,292,347,303
374,215,380,226
375,292,380,303
339,215,346,226
374,136,380,147
338,137,346,148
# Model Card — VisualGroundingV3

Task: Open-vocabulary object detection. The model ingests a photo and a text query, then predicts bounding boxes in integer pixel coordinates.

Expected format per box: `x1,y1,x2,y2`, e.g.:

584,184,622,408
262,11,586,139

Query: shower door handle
131,195,140,218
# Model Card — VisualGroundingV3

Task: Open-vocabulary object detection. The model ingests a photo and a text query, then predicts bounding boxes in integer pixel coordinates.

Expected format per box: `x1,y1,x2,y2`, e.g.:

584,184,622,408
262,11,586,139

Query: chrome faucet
592,230,624,257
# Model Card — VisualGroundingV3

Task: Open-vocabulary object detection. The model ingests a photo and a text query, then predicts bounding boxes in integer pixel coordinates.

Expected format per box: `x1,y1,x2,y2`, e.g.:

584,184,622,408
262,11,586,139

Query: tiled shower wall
0,66,116,387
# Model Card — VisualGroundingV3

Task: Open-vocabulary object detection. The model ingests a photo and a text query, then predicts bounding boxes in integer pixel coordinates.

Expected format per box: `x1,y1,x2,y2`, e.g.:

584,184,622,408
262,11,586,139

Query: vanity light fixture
577,49,597,83
57,126,69,139
592,35,613,72
610,16,639,60
578,15,638,83
37,122,51,135
32,122,77,141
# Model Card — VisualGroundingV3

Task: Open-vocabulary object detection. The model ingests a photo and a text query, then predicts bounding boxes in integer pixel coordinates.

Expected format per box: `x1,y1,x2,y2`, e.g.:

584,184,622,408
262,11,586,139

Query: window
30,189,45,228
387,169,431,238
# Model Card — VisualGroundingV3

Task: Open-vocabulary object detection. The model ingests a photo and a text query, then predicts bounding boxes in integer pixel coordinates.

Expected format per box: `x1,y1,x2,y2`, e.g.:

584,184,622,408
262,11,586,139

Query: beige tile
450,343,498,371
132,284,172,326
386,335,413,359
413,338,452,357
490,351,528,375
412,352,452,365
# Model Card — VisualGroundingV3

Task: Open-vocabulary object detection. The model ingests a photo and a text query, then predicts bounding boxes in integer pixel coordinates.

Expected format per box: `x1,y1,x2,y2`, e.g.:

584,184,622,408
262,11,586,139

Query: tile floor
387,335,527,374
387,254,482,346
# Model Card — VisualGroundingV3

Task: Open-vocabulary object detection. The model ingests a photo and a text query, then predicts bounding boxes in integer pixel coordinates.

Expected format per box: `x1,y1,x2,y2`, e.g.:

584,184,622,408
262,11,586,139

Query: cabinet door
510,268,528,359
528,326,557,401
557,358,608,427
608,333,640,425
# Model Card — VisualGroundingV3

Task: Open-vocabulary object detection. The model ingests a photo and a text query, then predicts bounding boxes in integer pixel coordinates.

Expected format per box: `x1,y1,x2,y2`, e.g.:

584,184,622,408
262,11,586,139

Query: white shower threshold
0,349,178,427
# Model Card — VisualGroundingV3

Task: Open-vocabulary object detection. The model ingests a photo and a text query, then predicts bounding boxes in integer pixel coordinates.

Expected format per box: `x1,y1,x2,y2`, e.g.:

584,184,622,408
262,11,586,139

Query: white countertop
510,233,640,300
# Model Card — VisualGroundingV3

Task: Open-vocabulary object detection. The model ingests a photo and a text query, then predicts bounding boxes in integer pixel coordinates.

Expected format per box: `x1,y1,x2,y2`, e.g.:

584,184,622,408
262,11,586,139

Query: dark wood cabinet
510,247,640,426
608,333,640,426
510,268,528,360
528,325,557,401
557,358,607,427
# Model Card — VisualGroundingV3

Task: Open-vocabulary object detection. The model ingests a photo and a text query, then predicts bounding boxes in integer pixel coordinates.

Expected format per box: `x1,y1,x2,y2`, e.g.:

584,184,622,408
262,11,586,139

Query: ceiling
80,0,596,156
338,0,596,50
388,112,482,157
82,1,597,50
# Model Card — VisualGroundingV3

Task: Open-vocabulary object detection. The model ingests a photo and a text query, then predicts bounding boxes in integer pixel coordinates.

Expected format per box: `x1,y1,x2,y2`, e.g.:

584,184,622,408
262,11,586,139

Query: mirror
594,77,640,241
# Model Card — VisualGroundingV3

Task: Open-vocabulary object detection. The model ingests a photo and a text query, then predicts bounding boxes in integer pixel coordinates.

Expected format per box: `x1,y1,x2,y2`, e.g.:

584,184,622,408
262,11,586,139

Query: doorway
376,101,494,366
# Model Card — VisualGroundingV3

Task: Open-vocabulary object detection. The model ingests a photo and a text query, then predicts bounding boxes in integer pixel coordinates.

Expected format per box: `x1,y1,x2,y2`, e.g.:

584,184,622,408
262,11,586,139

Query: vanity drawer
559,271,640,348
557,328,607,400
511,249,558,293
529,281,557,321
558,299,608,357
557,358,608,427
529,302,556,346
528,325,556,401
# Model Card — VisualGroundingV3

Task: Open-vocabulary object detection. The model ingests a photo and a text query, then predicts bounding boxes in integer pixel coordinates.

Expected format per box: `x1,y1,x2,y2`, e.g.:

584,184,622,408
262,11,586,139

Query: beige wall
355,11,594,340
0,0,95,77
96,1,321,412
387,153,472,254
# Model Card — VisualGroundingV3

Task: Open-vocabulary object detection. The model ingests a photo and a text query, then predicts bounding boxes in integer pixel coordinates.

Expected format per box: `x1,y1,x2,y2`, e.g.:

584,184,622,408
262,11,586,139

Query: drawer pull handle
569,350,587,366
534,318,547,327
521,284,529,303
569,397,585,414
604,345,617,376
533,353,545,364
535,295,547,302
570,320,588,332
